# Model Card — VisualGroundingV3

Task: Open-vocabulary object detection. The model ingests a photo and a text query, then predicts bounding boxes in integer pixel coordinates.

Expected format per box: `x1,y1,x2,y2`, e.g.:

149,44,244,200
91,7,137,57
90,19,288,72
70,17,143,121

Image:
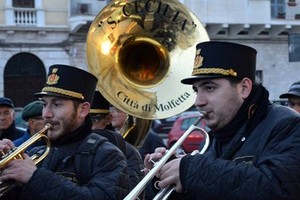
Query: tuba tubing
124,112,209,200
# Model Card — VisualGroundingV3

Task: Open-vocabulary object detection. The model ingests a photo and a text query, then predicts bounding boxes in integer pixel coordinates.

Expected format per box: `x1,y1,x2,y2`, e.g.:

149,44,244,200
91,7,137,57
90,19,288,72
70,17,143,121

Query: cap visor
0,103,13,108
181,75,224,85
279,92,300,99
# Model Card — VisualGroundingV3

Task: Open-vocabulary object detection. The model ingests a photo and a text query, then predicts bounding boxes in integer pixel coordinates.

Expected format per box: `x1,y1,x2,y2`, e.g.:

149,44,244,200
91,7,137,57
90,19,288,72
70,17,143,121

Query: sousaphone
86,0,209,147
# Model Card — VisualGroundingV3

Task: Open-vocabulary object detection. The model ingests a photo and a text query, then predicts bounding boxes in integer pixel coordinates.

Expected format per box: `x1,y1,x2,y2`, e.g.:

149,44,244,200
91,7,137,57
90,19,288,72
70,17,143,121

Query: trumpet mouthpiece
199,111,207,118
45,123,52,130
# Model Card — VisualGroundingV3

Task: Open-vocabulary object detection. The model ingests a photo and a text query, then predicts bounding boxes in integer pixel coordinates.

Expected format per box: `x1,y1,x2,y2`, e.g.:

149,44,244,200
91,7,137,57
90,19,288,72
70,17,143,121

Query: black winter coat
2,119,129,200
125,142,144,190
0,122,25,141
90,129,144,194
86,129,144,199
179,104,300,200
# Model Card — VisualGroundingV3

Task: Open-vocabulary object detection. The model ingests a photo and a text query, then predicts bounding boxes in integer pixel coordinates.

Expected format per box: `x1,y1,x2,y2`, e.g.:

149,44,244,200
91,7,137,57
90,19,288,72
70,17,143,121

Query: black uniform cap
90,90,110,115
181,41,257,84
35,64,98,104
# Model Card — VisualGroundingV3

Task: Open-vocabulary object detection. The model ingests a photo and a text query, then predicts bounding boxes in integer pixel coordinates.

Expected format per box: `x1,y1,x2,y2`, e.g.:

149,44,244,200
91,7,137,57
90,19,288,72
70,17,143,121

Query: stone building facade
0,0,299,107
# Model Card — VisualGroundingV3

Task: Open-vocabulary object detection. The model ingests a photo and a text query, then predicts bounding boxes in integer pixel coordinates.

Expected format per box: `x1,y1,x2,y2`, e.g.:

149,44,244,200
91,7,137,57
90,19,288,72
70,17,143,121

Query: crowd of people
0,40,299,200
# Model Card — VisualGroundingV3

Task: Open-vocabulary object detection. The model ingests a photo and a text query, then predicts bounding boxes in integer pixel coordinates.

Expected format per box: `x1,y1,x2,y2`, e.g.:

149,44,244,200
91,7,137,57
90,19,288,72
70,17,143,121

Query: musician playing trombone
0,64,129,200
145,41,300,200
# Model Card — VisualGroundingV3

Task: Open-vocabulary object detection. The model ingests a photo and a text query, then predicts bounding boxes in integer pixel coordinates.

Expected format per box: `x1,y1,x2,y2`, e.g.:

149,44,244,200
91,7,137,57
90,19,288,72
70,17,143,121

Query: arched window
4,52,46,107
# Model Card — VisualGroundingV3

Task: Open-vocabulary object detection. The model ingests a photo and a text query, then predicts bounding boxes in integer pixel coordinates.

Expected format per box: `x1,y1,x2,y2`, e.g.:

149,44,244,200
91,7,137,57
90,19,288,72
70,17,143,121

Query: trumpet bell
86,0,209,119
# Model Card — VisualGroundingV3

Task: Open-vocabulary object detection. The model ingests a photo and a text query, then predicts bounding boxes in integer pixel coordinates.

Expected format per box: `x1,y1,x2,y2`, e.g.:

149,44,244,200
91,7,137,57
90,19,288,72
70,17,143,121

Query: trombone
124,112,210,200
0,123,52,197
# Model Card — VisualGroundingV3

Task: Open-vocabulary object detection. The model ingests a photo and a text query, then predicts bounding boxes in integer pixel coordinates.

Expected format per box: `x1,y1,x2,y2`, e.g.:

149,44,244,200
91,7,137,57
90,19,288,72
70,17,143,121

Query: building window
287,0,297,6
271,0,286,18
4,52,46,107
13,0,34,8
289,34,300,62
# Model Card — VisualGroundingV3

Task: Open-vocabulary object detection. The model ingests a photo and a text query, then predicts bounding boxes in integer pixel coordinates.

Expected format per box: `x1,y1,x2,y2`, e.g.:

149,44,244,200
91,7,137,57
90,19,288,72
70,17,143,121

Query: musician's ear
78,102,90,118
239,78,252,99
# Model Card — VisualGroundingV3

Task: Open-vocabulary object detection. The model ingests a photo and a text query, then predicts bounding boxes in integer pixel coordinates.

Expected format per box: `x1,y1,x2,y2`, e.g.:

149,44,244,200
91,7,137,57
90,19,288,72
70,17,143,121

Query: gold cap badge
193,49,203,69
46,68,60,85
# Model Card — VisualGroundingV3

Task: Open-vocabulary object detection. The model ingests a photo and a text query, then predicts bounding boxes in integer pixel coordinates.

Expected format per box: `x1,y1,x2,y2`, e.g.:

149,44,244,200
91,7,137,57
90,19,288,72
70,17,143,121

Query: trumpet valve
0,151,5,158
1,147,17,160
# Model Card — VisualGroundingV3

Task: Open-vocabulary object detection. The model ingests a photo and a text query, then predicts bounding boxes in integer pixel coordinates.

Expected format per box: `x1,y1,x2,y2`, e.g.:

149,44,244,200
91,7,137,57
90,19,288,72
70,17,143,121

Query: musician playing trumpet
0,64,129,200
145,41,300,200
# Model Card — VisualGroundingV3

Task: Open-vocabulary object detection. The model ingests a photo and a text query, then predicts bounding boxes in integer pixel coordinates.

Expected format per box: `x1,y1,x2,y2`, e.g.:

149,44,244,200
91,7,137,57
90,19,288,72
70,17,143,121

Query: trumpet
124,112,210,200
0,123,52,197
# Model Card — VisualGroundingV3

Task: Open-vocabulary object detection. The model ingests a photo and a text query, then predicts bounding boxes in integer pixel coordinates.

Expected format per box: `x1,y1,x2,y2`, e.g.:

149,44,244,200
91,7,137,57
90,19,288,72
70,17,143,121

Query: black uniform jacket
3,119,129,200
125,142,145,198
179,104,300,200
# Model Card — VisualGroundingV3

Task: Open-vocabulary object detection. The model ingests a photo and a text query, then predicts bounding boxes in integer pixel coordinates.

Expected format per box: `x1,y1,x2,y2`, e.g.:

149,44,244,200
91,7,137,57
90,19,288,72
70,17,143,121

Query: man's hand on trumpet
143,147,184,193
156,157,183,193
0,153,36,184
0,139,15,156
144,147,167,172
0,139,36,184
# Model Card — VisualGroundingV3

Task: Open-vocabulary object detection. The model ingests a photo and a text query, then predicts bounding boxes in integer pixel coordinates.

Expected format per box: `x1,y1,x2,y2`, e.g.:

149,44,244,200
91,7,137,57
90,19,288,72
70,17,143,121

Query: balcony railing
14,8,37,26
